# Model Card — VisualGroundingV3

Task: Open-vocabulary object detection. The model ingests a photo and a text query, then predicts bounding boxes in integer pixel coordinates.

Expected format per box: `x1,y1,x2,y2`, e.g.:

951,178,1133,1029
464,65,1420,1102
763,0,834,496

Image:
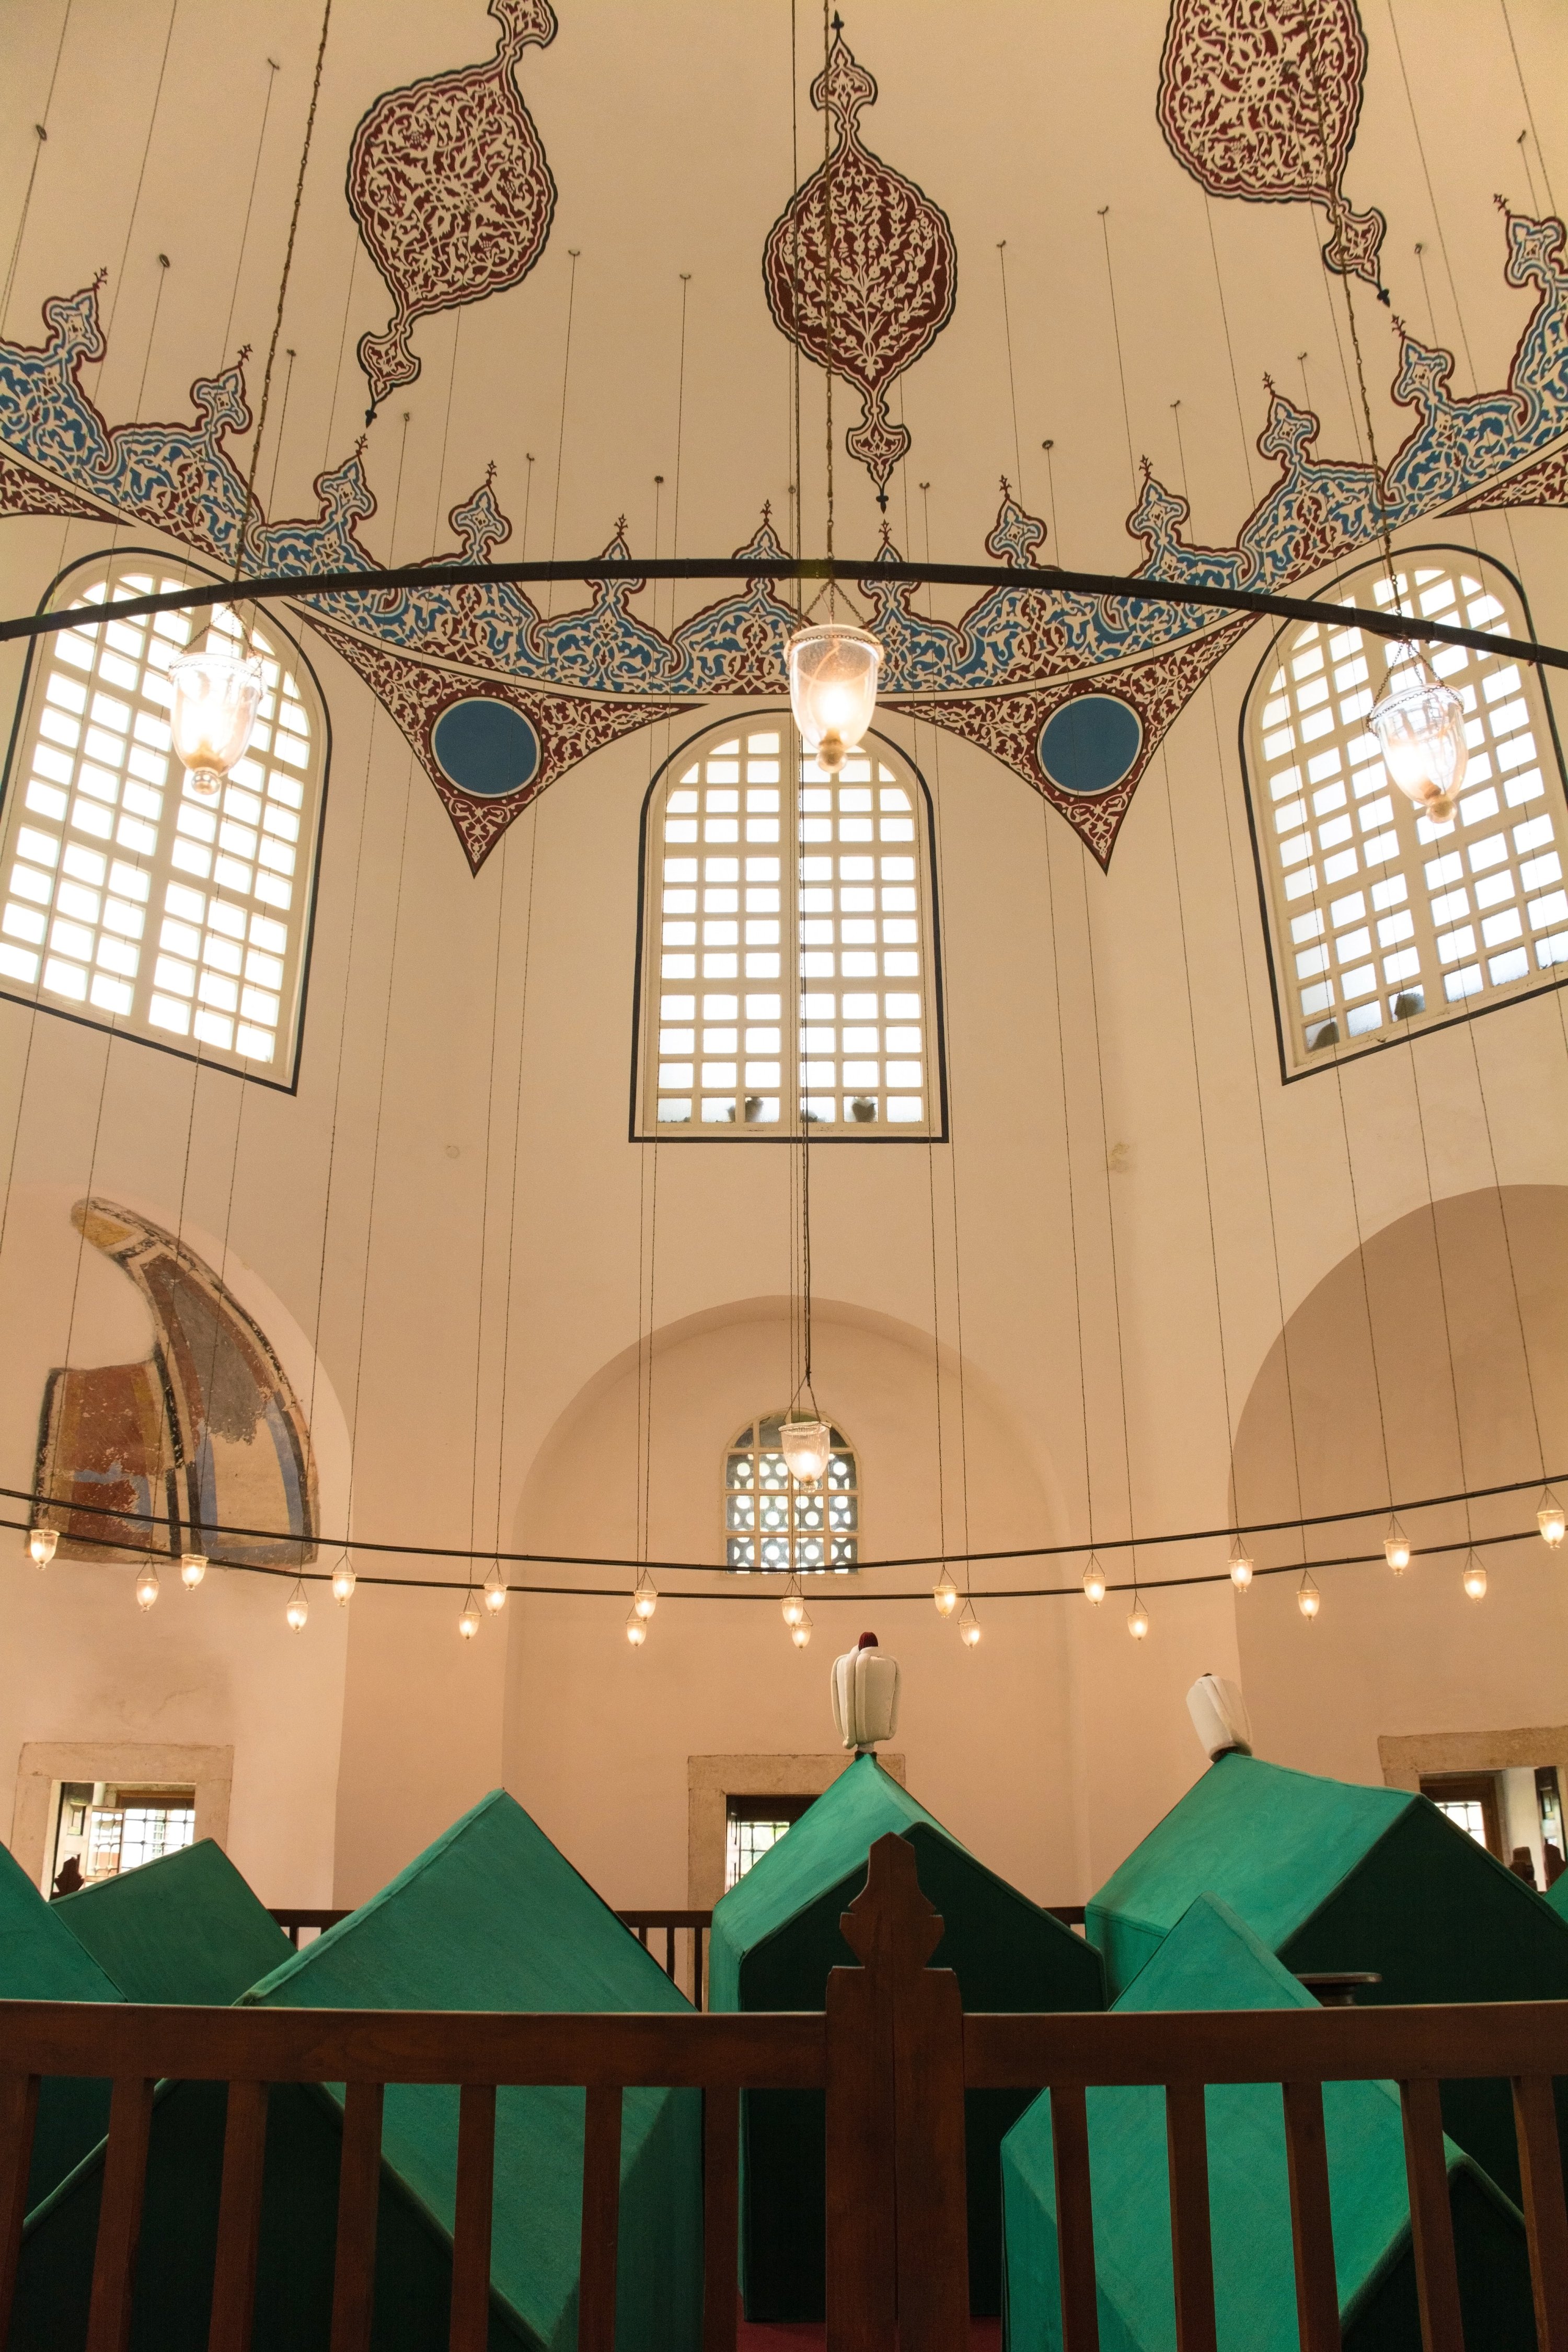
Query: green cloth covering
1001,1894,1537,2352
0,1837,122,2210
1087,1751,1568,2197
53,1838,292,2004
709,1753,1104,2321
12,1790,701,2352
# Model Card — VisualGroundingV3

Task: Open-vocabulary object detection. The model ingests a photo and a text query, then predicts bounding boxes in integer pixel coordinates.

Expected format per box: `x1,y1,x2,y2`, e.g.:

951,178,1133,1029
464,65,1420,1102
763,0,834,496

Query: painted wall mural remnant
2,207,1566,866
763,19,958,508
1158,0,1387,296
348,0,559,421
36,1201,317,1567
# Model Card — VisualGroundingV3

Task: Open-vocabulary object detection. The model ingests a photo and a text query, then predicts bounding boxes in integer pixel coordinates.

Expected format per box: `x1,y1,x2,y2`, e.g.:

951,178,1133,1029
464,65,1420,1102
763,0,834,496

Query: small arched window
723,1414,859,1572
1243,547,1565,1073
635,714,945,1137
0,553,328,1086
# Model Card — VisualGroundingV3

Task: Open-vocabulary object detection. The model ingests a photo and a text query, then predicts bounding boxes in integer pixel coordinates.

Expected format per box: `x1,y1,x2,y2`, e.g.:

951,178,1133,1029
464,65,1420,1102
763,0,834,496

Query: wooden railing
266,1906,351,1949
5,1830,1567,2352
615,1909,711,2006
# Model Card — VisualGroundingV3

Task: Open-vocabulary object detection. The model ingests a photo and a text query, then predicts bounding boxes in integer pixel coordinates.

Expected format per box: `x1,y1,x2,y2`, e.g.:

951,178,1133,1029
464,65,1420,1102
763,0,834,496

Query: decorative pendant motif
1157,0,1388,297
348,0,558,421
763,18,956,508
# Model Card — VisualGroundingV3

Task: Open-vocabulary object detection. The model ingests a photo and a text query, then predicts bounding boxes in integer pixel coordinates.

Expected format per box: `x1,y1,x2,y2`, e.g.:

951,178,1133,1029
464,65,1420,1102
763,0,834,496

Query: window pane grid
723,1414,858,1572
1,560,322,1077
643,724,938,1134
1250,559,1565,1068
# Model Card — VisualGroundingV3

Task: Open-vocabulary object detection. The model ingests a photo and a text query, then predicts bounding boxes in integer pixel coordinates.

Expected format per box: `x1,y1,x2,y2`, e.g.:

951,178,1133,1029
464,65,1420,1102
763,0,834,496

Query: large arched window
0,554,328,1086
1242,548,1565,1073
723,1414,859,1572
633,715,945,1137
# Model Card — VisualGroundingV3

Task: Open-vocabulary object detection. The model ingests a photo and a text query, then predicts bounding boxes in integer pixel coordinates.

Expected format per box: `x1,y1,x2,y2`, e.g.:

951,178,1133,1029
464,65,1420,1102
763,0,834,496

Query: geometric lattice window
635,714,944,1136
1243,548,1566,1073
722,1413,859,1572
0,552,327,1087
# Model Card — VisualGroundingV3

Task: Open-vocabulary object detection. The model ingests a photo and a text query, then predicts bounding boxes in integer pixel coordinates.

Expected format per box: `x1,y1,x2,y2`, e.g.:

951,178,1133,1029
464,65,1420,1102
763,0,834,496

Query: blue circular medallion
432,698,540,798
1037,695,1143,797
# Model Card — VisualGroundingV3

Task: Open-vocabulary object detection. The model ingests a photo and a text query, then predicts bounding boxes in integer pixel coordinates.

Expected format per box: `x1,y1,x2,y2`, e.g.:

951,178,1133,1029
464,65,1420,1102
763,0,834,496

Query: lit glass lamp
786,623,883,775
1539,1492,1566,1550
168,649,264,804
1228,1538,1254,1590
1461,1553,1488,1601
1367,661,1468,823
180,1552,207,1591
285,1578,309,1632
1127,1592,1150,1640
932,1569,959,1618
791,1608,813,1650
1384,1516,1411,1572
28,1521,57,1567
1082,1556,1105,1606
331,1557,357,1605
625,1606,647,1648
781,1572,806,1629
780,1416,832,1486
458,1591,481,1640
632,1566,658,1621
484,1561,509,1612
957,1597,982,1648
1297,1573,1321,1621
135,1563,160,1611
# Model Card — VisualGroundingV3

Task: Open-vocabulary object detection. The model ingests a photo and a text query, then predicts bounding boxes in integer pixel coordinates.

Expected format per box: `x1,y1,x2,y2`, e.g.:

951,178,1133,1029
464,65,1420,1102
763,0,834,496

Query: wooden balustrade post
0,2069,38,2344
1398,2078,1465,2352
448,2082,497,2352
330,2079,386,2352
1047,2080,1100,2352
1512,2074,1568,2352
85,2074,155,2352
1280,2079,1341,2352
702,2085,740,2352
578,2083,622,2352
207,2080,270,2352
828,1833,967,2352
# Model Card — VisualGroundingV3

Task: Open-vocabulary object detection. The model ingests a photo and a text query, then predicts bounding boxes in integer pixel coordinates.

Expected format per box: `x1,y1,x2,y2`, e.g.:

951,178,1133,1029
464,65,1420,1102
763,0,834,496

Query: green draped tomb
1002,1892,1536,2352
0,1837,122,2209
54,1837,292,2004
10,1790,701,2352
708,1752,1103,2321
1087,1750,1568,2198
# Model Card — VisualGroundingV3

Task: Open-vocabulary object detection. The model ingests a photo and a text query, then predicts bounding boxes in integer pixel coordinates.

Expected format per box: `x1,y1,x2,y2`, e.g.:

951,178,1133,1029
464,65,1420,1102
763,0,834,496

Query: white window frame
722,1412,860,1573
632,710,947,1140
1241,546,1567,1077
0,550,330,1089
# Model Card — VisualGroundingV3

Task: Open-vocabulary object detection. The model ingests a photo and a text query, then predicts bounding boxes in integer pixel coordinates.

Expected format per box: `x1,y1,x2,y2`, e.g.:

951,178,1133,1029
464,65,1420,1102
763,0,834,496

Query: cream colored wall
0,1,1565,1918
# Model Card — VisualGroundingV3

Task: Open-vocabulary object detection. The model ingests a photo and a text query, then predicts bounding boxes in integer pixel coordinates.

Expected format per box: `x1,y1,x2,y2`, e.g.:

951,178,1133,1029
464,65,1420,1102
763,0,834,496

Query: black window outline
1238,541,1568,1085
629,707,950,1143
0,546,333,1095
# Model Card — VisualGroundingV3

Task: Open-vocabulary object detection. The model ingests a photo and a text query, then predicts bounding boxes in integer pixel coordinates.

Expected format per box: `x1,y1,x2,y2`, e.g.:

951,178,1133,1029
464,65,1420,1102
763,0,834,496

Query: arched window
723,1414,859,1572
1243,548,1565,1073
635,715,944,1137
0,554,328,1086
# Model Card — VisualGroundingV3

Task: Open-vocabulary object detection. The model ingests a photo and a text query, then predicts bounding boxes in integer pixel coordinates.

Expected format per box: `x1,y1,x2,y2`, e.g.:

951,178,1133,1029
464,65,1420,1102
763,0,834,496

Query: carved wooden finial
839,1832,945,1979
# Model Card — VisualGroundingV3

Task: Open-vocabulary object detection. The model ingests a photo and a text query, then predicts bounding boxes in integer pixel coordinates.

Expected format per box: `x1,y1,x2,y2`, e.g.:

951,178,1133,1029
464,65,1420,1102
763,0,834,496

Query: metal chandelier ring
2,557,1564,675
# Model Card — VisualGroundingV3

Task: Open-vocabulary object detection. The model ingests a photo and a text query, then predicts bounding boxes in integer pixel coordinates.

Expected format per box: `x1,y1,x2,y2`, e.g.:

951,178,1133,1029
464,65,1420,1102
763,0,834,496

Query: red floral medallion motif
763,20,957,508
348,0,558,421
311,622,685,873
1158,0,1387,295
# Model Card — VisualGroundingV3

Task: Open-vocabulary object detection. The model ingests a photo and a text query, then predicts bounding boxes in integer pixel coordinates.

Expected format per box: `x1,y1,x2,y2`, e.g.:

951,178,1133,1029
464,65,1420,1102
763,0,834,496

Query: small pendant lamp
28,1521,57,1567
1384,1517,1412,1572
135,1563,160,1611
957,1597,982,1648
180,1552,207,1591
169,649,264,804
331,1557,357,1605
780,1416,832,1486
1367,660,1469,823
285,1578,309,1632
791,1608,814,1650
787,622,883,775
1082,1556,1106,1606
1228,1538,1254,1590
458,1591,482,1640
932,1569,959,1617
1539,1492,1566,1550
484,1561,509,1612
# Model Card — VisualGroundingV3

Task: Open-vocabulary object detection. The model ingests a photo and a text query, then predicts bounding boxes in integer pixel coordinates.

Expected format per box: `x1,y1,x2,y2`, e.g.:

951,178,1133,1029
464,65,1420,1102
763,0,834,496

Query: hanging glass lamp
1539,1492,1566,1550
932,1570,959,1618
180,1552,207,1590
458,1591,482,1640
1367,661,1469,823
1127,1592,1150,1640
786,623,883,775
1082,1556,1106,1606
780,1416,832,1486
484,1561,509,1612
1461,1552,1488,1601
28,1521,57,1567
1297,1573,1321,1621
1384,1517,1412,1572
168,650,264,803
1228,1538,1254,1590
331,1557,357,1605
781,1572,806,1629
285,1578,309,1632
135,1563,160,1611
791,1608,813,1650
632,1565,659,1621
957,1597,982,1648
625,1606,647,1647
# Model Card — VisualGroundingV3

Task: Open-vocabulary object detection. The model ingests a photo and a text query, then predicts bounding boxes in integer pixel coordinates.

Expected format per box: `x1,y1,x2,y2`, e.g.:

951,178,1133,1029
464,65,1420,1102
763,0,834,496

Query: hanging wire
97,0,178,367
234,0,334,584
1095,207,1139,503
263,349,297,516
1465,1029,1550,1485
1,0,75,338
1197,188,1260,508
467,822,512,1578
545,249,581,618
491,796,542,1592
1381,0,1478,392
1498,0,1558,214
996,242,1024,494
217,57,281,372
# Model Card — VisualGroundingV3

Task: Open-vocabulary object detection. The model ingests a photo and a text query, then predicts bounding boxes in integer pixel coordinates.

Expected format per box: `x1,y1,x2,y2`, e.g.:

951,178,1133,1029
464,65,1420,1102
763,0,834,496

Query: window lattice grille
723,1414,858,1572
1246,555,1565,1070
640,722,939,1134
0,558,325,1080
